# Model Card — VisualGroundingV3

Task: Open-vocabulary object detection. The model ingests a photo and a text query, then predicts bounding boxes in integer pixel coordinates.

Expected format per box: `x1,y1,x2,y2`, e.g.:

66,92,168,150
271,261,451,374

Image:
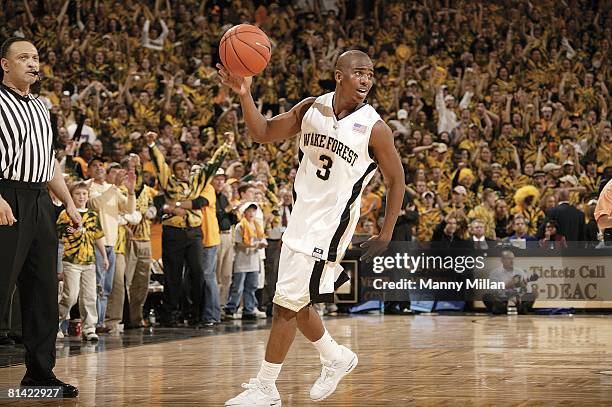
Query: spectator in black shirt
538,189,584,242
432,212,466,248
381,191,418,242
495,199,512,239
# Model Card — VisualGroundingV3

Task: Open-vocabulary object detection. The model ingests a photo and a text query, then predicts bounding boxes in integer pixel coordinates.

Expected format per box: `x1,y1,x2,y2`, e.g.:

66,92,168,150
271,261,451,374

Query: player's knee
273,304,296,321
295,304,316,322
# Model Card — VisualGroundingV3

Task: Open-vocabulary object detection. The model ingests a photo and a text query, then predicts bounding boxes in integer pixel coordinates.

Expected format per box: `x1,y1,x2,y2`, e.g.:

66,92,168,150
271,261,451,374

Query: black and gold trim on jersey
327,162,378,262
293,147,304,204
57,209,104,265
308,257,351,305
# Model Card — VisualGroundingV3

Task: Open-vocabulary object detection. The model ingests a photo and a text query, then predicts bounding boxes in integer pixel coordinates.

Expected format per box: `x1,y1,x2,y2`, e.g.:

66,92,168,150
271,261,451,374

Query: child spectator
224,204,267,320
57,182,108,341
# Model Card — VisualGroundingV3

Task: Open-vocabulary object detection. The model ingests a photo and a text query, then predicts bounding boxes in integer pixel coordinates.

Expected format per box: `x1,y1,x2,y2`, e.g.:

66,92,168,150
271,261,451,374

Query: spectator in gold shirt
125,164,158,329
199,169,225,327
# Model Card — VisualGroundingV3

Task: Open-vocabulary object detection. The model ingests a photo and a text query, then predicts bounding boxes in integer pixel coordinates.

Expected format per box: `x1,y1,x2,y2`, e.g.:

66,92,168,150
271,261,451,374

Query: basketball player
219,50,404,405
595,178,612,242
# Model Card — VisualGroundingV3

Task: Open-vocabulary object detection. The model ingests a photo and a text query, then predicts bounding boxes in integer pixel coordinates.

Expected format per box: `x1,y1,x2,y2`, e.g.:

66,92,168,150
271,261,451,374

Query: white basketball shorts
273,244,345,312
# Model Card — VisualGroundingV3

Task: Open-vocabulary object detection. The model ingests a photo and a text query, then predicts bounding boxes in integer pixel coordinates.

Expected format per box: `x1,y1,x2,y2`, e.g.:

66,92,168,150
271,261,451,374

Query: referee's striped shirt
0,83,55,183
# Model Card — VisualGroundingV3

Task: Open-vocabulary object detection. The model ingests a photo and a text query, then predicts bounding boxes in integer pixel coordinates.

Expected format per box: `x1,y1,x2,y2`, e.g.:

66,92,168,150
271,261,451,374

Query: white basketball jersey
282,92,380,262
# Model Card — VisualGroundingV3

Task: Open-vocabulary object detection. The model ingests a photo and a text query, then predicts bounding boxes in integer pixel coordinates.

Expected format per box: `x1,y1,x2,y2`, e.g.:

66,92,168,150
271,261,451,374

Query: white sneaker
56,330,64,339
108,323,124,335
254,309,268,319
326,303,338,313
315,303,326,317
225,378,281,406
310,345,358,401
83,332,99,342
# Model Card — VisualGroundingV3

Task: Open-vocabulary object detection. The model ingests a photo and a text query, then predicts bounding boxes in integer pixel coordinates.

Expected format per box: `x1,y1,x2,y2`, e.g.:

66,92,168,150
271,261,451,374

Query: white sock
257,360,282,387
312,330,342,362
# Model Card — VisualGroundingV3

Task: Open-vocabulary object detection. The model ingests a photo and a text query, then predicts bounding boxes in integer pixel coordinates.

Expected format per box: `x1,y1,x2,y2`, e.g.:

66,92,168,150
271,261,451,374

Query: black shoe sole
21,379,79,398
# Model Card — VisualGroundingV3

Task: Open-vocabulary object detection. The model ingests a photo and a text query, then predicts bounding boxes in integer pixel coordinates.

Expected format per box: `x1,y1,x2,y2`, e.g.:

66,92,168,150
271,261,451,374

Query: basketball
219,24,271,77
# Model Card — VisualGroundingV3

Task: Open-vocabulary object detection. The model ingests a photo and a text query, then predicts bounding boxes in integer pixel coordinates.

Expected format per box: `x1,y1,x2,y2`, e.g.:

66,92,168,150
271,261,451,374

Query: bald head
335,50,372,72
333,50,374,104
558,188,570,201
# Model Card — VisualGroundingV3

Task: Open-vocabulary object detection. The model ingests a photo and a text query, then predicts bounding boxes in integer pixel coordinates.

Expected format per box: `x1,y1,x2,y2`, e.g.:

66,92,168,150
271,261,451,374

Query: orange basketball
219,24,271,77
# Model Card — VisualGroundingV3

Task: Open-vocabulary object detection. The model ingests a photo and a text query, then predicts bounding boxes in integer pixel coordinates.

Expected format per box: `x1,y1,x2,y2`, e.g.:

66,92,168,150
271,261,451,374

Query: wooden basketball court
1,315,611,406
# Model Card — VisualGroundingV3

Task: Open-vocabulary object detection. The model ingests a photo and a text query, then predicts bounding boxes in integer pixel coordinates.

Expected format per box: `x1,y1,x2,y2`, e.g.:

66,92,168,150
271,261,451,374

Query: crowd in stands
0,0,609,330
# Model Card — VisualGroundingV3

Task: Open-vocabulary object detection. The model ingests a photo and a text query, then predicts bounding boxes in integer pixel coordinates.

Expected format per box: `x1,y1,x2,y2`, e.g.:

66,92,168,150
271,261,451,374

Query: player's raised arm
217,63,314,143
361,120,405,261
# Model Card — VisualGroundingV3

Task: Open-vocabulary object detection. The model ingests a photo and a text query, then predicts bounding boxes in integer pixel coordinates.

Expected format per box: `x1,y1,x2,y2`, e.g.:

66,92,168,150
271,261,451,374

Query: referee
0,37,80,397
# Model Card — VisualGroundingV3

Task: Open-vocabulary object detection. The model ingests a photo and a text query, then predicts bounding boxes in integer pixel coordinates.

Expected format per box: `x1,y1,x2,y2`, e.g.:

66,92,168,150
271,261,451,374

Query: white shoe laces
240,379,273,394
241,381,259,391
319,362,336,384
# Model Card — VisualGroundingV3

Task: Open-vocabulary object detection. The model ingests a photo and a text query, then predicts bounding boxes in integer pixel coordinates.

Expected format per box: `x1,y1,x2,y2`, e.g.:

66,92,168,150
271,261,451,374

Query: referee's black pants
0,285,22,338
0,180,58,380
161,225,204,323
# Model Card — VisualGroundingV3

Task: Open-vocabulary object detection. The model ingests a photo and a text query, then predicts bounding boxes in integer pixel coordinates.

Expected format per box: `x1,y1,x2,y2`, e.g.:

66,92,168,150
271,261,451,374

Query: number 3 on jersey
316,154,333,181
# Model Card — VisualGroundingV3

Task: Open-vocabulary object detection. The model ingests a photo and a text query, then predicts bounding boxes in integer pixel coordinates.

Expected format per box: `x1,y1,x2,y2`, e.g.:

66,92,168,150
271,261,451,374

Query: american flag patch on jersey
352,123,367,134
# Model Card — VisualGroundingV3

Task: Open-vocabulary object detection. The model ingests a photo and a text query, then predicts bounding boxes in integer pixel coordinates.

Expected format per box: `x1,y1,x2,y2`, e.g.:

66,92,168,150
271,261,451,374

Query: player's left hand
360,235,390,262
66,204,82,226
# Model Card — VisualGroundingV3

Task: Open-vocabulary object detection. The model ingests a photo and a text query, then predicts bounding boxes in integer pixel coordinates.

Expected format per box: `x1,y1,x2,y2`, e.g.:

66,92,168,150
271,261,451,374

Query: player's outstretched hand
216,63,252,96
359,235,390,262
